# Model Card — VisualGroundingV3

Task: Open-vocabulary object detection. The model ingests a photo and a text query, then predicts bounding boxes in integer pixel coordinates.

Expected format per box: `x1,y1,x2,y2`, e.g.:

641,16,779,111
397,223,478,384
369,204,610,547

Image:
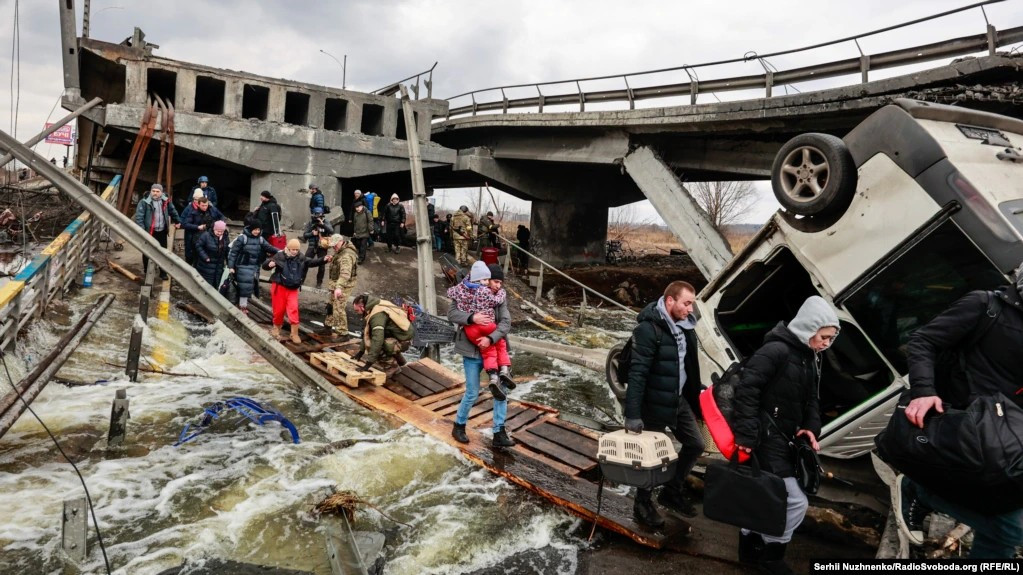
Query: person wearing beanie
446,260,516,448
308,183,328,216
382,193,407,253
197,175,218,206
181,195,226,266
264,237,330,343
731,295,839,572
227,215,278,315
255,190,282,237
324,234,359,339
450,205,473,266
195,218,231,288
302,207,334,288
349,189,368,223
351,201,373,263
893,267,1023,558
134,182,181,280
478,210,497,249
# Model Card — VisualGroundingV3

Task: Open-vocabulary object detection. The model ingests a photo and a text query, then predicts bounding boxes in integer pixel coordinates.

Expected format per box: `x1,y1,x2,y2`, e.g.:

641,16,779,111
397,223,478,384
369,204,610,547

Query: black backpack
616,321,663,386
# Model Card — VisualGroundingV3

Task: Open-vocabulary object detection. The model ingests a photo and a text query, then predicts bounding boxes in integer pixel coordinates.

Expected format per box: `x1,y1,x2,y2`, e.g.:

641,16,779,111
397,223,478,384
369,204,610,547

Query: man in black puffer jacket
894,277,1023,558
624,280,704,527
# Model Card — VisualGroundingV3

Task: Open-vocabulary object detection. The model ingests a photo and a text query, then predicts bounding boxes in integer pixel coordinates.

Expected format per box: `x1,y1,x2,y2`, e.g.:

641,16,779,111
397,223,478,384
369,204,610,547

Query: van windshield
842,220,1004,374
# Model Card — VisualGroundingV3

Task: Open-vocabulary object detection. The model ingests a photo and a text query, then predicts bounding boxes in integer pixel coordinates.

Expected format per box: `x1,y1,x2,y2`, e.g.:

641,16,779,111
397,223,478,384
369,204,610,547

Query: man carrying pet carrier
623,280,704,527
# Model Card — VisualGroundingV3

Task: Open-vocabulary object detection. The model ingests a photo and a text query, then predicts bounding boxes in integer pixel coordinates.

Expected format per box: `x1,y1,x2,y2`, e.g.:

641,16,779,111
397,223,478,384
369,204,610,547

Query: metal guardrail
373,62,438,99
445,1,1022,118
0,175,120,350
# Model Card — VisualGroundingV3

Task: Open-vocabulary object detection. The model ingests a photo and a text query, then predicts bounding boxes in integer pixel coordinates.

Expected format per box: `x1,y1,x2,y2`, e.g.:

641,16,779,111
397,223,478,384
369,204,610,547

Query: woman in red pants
264,238,329,343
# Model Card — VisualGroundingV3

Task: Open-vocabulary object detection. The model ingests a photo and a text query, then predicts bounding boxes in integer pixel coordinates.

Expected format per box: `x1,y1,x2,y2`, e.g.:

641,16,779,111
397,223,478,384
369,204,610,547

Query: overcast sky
1,0,1020,223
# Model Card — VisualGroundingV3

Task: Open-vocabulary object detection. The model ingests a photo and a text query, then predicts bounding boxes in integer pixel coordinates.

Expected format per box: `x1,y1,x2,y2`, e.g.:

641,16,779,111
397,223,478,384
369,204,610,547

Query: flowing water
0,286,625,574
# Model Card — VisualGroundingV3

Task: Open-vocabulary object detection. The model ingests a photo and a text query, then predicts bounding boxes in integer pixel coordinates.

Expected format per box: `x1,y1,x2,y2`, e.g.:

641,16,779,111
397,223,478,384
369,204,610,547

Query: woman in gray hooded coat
732,295,840,575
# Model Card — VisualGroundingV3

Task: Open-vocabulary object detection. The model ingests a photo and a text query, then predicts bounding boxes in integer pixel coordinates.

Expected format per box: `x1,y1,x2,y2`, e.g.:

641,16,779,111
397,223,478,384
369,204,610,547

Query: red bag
700,362,752,464
268,211,287,249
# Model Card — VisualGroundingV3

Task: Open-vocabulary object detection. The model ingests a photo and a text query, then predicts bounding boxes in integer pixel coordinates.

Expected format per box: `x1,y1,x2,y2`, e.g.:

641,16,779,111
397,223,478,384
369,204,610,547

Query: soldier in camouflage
450,206,474,267
324,234,359,339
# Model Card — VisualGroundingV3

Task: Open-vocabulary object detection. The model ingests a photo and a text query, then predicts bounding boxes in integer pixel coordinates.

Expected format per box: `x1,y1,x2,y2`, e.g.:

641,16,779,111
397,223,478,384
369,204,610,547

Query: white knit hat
469,260,491,282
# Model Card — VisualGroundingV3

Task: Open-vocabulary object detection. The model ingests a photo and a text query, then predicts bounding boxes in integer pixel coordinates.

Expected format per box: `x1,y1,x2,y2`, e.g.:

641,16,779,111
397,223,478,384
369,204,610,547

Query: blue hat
312,207,324,215
198,175,209,183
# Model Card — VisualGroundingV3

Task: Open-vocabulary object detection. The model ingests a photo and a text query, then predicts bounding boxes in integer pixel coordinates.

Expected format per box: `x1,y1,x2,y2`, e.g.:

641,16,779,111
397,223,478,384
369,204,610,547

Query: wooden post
578,290,587,327
61,497,88,564
126,261,155,381
503,245,512,277
535,265,544,302
107,389,129,447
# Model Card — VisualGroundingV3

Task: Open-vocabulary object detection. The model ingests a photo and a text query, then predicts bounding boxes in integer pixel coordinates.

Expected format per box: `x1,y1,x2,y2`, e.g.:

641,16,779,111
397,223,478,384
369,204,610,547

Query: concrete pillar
622,145,733,281
125,62,147,105
308,93,326,130
345,101,363,134
224,78,243,118
530,200,607,268
176,69,196,112
382,101,399,138
267,86,286,123
59,0,81,101
251,172,340,230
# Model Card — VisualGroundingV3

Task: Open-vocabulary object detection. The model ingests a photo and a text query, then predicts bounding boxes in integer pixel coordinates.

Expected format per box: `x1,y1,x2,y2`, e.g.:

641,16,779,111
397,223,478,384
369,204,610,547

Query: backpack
700,359,754,463
615,321,663,389
931,290,1001,408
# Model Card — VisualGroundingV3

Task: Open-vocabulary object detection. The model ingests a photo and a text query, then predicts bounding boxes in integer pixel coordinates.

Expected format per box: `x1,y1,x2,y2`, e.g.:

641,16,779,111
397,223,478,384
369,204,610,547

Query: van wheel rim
779,146,830,202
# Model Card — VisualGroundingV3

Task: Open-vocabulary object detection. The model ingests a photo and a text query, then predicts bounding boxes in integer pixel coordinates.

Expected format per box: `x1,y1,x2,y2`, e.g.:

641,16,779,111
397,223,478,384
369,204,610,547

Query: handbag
703,452,788,537
793,436,822,495
219,272,239,305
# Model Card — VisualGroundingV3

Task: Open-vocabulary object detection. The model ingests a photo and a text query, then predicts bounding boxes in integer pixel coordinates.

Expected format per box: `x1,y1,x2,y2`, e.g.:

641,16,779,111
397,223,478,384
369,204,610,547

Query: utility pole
82,0,91,38
398,85,438,360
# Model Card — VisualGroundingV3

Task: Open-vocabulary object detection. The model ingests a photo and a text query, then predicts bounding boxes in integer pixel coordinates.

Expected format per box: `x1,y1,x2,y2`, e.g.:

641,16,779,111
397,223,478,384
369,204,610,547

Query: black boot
492,426,515,447
738,531,765,564
487,371,506,401
451,422,469,444
758,542,795,575
633,489,664,528
656,486,697,518
394,352,407,367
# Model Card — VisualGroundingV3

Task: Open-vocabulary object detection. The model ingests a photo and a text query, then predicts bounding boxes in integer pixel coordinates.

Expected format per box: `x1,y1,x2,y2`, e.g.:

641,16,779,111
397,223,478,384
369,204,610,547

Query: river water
0,286,627,574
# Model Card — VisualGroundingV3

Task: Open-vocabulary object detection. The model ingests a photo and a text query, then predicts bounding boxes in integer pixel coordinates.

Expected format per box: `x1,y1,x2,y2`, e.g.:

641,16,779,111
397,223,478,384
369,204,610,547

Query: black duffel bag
219,273,239,305
875,391,1023,514
703,452,788,537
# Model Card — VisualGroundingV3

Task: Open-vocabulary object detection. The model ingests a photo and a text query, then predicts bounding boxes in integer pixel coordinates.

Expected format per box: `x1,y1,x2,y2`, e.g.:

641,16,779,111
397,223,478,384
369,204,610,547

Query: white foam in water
0,289,587,574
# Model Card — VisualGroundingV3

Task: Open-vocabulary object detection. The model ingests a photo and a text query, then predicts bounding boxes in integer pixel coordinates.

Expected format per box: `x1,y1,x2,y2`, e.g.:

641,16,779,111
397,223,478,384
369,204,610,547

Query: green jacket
360,296,415,363
328,242,358,290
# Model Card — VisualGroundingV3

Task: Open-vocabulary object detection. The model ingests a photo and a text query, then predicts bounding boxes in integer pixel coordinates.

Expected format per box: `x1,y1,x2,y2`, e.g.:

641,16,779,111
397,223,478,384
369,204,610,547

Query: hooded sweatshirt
786,295,841,348
656,296,698,394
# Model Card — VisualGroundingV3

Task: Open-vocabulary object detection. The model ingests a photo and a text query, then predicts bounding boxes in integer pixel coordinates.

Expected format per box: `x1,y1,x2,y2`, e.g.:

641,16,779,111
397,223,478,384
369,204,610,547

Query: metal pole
107,389,129,447
343,55,347,89
0,97,102,170
82,0,90,38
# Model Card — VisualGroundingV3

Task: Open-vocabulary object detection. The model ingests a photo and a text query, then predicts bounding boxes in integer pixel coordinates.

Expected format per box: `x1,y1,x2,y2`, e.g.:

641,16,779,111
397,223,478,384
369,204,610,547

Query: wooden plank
548,417,602,440
399,367,447,394
390,372,434,398
468,398,494,419
515,429,595,471
528,421,599,459
504,408,547,433
414,358,465,389
413,384,466,407
383,382,420,401
421,390,466,411
406,363,461,392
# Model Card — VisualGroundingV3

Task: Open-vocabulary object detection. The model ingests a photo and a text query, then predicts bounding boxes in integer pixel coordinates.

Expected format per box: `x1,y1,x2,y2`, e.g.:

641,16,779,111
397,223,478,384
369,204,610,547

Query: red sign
44,123,74,145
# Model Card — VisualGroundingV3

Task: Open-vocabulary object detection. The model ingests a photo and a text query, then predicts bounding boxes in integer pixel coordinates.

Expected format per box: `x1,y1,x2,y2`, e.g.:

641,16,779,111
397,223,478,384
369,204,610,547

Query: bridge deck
280,335,693,550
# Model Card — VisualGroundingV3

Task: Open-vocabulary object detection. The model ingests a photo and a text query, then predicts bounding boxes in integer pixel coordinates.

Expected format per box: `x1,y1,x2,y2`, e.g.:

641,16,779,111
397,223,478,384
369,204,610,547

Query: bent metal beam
0,127,352,405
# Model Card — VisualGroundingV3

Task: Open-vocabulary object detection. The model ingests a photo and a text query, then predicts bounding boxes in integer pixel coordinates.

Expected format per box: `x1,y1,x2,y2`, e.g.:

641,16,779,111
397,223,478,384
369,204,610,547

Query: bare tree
689,180,759,232
607,204,655,241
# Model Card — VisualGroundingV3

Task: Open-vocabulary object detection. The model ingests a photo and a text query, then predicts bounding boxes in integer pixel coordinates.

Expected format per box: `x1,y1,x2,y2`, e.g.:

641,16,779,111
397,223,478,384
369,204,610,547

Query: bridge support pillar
250,172,340,230
623,145,733,281
529,200,607,269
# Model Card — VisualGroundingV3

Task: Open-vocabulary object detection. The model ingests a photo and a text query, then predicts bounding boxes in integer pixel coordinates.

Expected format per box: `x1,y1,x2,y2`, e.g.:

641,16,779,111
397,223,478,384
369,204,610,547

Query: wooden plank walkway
282,335,692,549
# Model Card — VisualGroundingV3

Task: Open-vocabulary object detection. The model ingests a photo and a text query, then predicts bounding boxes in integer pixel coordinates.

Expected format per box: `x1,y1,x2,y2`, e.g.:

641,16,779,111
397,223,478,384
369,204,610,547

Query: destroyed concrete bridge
58,0,1023,273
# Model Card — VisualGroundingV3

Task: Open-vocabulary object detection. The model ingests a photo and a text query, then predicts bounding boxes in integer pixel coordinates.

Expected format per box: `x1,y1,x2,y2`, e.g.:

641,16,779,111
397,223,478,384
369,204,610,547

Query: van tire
771,133,857,218
606,343,627,403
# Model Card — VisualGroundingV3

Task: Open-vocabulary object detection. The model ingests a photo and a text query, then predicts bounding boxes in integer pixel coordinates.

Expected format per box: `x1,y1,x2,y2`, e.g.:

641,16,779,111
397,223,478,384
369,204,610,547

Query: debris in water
174,396,300,446
313,490,411,527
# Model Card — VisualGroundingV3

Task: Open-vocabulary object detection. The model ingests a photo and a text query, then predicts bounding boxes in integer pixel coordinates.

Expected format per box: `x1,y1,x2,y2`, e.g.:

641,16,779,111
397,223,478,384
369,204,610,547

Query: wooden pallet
309,351,386,387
